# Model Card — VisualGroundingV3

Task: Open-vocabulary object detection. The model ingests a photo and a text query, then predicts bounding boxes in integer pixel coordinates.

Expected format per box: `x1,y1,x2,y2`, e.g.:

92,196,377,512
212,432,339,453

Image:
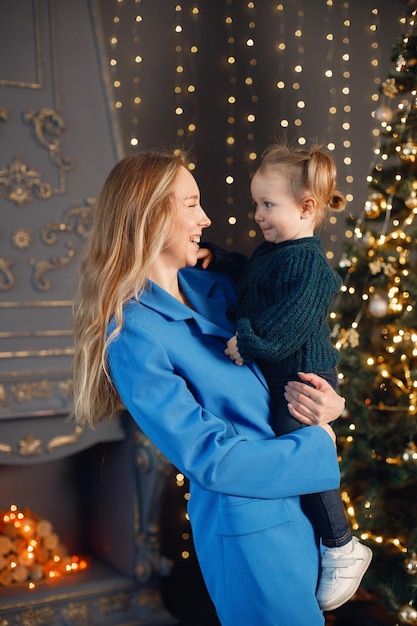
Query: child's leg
304,490,372,613
301,489,351,548
266,372,307,435
268,369,338,436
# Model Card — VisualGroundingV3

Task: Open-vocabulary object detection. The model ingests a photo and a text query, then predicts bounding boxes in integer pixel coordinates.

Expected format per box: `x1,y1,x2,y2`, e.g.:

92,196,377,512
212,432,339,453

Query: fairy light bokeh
103,1,401,258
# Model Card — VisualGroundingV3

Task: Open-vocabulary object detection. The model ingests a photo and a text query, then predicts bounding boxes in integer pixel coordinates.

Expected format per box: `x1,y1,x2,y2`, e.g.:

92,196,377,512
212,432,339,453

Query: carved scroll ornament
0,156,52,206
23,108,73,174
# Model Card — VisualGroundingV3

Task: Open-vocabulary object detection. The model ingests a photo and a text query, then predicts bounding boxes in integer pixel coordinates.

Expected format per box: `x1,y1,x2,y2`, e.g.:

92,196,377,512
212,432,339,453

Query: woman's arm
108,325,341,501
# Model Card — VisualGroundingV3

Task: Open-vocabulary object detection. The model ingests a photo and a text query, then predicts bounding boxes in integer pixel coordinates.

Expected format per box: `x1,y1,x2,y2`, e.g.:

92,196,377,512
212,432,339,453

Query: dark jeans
266,367,352,548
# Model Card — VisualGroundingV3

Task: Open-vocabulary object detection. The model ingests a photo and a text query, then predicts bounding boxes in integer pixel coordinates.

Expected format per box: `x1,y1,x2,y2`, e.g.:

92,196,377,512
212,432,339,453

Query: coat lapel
139,270,234,340
139,269,270,393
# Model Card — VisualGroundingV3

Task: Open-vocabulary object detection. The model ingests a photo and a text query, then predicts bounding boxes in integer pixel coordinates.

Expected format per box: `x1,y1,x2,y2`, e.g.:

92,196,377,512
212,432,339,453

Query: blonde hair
72,150,188,427
257,141,346,228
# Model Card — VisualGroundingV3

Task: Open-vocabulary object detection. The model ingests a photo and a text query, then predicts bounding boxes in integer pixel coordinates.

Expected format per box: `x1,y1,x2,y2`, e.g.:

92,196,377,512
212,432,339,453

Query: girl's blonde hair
257,141,346,227
72,150,187,427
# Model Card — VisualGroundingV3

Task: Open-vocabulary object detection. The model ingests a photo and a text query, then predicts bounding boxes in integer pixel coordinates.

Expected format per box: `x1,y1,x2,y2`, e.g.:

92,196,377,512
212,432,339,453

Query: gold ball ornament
374,105,393,123
368,294,389,318
362,231,376,247
405,192,417,210
400,142,417,164
364,192,386,219
398,603,417,625
405,554,417,576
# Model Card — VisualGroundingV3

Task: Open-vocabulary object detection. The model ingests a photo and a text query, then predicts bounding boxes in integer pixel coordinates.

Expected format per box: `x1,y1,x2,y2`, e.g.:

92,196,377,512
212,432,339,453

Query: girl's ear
301,196,317,219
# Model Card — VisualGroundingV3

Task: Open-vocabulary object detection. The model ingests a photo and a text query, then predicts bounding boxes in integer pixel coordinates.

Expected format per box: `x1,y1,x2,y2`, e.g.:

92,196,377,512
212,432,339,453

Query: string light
109,0,144,149
224,1,238,246
0,505,87,588
274,4,288,129
292,5,306,143
340,2,353,202
130,1,144,148
273,2,307,139
174,5,186,141
173,4,200,170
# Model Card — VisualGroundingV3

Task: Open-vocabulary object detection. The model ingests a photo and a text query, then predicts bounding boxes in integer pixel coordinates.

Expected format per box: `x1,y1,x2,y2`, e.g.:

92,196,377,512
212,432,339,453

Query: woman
73,150,345,626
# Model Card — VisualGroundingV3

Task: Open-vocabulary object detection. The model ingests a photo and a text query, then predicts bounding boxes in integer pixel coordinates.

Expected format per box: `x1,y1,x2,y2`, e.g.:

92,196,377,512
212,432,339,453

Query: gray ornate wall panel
0,0,123,420
0,3,176,623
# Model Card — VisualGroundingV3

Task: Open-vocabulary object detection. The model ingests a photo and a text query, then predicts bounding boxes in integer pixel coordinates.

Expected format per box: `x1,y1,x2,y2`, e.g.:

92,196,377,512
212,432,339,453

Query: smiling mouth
190,236,201,245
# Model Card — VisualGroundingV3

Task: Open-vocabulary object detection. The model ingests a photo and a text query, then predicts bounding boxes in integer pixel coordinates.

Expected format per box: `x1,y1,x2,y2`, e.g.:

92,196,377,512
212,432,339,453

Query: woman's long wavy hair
257,141,347,226
72,150,187,428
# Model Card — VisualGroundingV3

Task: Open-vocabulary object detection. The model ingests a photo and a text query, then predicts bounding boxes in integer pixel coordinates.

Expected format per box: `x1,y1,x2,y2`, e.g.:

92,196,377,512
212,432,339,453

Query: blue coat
107,268,341,626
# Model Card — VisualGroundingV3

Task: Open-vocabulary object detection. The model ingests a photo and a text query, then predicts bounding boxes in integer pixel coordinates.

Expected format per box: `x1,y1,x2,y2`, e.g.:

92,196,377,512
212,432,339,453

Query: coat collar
139,269,235,339
139,268,270,392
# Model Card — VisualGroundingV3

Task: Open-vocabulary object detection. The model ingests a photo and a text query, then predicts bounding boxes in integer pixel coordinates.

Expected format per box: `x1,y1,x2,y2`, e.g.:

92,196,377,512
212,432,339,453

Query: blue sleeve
108,322,340,500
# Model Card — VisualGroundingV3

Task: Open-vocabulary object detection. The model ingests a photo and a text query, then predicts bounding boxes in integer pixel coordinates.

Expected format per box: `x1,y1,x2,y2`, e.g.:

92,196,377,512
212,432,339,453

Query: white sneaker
316,537,373,612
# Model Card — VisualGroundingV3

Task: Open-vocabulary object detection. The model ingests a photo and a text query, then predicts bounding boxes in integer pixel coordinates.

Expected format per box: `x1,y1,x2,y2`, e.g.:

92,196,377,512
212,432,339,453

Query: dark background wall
98,0,404,260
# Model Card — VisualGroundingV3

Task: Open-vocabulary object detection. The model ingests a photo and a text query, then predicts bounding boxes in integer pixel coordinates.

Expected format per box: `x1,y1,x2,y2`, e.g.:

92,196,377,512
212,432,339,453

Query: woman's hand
284,372,345,426
224,335,244,366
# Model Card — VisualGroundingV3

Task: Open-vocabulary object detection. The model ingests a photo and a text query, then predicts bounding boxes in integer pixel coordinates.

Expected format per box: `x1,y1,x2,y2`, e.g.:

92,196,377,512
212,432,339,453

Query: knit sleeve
236,246,340,363
198,241,248,282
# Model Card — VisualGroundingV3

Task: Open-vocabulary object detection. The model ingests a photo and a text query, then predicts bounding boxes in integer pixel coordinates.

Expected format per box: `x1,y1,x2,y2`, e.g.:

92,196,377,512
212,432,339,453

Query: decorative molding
0,300,73,308
10,227,33,251
26,200,94,292
10,379,54,403
0,157,52,207
94,591,131,615
30,241,76,292
47,426,84,453
0,373,73,421
0,258,15,291
60,602,90,625
0,425,84,460
0,348,74,359
23,108,73,192
0,0,43,89
18,433,43,457
0,443,13,458
41,200,94,245
0,109,73,207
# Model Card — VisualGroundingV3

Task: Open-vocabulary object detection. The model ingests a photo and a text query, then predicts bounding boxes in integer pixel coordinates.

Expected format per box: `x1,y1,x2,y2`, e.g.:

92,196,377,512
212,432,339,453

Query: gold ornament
362,231,376,247
402,441,417,462
405,554,417,576
368,293,389,318
396,54,407,72
364,192,386,219
374,104,393,123
398,602,417,625
405,192,417,210
382,78,400,98
400,142,417,163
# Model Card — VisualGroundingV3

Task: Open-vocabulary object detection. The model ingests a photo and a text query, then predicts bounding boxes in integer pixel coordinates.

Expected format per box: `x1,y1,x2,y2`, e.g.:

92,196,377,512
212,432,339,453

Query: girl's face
251,170,315,244
162,165,211,269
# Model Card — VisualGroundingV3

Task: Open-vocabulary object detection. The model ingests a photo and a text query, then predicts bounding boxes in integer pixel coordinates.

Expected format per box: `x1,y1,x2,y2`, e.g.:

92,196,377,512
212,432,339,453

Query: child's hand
197,247,214,269
224,334,244,366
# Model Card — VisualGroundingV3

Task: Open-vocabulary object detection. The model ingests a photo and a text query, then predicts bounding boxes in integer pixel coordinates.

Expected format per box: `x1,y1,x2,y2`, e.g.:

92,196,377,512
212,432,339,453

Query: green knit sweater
235,236,341,376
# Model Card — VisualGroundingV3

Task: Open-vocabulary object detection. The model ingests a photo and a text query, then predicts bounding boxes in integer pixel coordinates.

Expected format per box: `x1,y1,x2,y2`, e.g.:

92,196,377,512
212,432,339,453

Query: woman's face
162,166,211,269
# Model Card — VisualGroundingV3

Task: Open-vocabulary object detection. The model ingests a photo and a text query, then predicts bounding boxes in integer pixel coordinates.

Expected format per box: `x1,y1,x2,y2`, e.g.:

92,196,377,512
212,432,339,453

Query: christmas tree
330,3,417,623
